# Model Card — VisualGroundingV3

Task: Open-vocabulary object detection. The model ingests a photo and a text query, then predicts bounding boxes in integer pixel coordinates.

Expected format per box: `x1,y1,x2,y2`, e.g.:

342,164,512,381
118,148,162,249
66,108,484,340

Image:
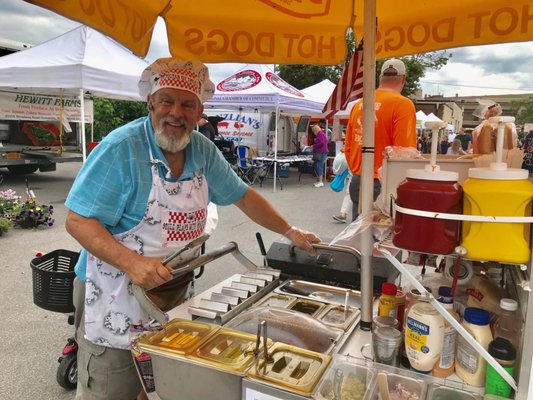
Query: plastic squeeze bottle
432,286,460,378
493,298,522,351
378,282,398,318
485,337,516,398
455,307,493,387
405,302,445,373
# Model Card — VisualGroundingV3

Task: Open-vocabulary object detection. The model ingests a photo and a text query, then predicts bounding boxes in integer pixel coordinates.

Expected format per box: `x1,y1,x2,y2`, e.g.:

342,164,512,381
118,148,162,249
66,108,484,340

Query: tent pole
273,107,279,192
359,0,377,331
80,89,87,162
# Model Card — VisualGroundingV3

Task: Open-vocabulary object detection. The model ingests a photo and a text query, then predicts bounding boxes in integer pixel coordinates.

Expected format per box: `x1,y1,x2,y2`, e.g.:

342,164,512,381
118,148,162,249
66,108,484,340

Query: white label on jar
439,326,457,369
456,335,478,373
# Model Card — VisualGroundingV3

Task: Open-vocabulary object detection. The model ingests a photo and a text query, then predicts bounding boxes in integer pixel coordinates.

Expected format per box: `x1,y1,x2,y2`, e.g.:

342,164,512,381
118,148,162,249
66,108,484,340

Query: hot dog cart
127,153,533,400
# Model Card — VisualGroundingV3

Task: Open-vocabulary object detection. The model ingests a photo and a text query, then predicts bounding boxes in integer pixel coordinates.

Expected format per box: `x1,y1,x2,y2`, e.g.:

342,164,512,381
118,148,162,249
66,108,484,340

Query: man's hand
284,226,321,254
124,255,173,290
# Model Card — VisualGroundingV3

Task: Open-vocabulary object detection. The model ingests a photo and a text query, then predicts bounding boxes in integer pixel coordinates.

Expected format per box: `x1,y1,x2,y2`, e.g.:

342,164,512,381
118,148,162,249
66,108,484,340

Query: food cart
129,163,532,400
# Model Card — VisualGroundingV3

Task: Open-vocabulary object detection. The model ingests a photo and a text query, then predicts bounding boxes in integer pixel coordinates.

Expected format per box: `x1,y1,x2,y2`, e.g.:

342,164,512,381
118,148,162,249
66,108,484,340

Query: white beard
154,119,191,153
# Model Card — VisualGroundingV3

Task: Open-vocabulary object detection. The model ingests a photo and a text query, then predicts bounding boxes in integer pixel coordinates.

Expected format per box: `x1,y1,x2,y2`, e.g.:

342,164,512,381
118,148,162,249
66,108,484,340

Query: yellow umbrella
24,0,530,393
25,0,532,63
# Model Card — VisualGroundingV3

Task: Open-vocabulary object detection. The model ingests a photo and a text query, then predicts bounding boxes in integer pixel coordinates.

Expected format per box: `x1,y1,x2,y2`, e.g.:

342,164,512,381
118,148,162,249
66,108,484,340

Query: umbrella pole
80,89,87,162
359,0,377,331
273,107,279,192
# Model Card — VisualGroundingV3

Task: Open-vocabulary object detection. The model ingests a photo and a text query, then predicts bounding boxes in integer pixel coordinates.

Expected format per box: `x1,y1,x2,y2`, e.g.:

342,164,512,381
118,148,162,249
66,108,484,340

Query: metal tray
275,280,363,309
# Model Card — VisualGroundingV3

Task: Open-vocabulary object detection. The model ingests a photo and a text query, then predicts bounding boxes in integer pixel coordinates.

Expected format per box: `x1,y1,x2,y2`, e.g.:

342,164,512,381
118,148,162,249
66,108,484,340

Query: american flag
322,40,364,118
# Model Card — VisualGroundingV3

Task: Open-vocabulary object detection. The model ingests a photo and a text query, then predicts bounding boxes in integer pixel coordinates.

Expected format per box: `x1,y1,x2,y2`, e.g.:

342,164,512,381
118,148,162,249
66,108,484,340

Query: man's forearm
234,188,292,235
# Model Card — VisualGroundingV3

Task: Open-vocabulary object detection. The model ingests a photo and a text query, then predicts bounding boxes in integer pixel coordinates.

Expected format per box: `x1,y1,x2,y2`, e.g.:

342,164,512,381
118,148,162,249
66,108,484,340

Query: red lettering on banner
522,5,533,33
407,22,430,47
257,33,275,56
298,35,316,58
232,31,254,56
207,30,229,55
184,29,203,54
468,11,490,38
490,7,518,36
78,0,146,42
283,33,299,58
383,27,404,52
318,35,336,59
185,29,335,60
433,18,455,43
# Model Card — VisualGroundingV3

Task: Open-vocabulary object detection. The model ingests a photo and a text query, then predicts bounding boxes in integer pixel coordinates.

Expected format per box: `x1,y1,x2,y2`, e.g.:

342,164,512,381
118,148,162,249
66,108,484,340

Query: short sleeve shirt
66,116,248,278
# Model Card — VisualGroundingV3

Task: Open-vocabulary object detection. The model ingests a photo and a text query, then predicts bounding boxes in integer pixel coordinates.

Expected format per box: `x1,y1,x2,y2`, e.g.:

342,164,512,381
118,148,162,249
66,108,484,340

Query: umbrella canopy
25,0,532,64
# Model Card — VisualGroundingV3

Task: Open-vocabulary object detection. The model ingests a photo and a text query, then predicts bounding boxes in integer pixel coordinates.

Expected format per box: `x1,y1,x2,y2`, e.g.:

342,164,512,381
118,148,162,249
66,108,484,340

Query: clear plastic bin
313,355,374,400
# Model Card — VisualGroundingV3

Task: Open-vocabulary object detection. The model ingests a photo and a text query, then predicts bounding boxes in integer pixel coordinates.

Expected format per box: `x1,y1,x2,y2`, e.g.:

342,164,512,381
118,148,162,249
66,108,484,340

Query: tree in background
88,98,147,142
277,30,450,98
510,97,533,133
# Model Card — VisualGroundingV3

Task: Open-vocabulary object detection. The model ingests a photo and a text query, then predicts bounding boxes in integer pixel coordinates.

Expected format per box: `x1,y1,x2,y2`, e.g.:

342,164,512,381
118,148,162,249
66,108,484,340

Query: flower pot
18,220,39,229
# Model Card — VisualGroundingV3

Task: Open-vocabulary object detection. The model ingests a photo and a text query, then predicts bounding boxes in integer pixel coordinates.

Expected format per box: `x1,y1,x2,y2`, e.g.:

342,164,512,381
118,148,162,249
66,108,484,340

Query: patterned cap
138,58,215,102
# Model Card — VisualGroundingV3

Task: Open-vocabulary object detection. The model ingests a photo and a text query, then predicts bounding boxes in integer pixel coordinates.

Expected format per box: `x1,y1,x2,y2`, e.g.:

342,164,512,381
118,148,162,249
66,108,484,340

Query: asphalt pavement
0,162,349,399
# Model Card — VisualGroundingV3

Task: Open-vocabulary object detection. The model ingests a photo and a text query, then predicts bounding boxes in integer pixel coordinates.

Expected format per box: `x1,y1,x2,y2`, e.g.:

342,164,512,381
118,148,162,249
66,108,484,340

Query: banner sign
0,91,93,123
211,111,263,146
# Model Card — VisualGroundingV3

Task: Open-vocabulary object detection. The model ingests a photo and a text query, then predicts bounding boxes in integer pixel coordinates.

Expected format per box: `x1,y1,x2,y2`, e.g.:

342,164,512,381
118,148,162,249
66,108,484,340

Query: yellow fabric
27,0,533,63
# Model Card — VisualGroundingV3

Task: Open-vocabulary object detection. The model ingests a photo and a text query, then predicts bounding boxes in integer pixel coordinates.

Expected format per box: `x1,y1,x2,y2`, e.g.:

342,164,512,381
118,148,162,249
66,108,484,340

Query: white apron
84,121,208,349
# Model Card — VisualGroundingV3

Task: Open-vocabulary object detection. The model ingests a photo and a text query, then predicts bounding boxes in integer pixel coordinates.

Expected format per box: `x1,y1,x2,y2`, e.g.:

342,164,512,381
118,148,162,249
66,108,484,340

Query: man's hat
380,59,406,76
138,58,215,102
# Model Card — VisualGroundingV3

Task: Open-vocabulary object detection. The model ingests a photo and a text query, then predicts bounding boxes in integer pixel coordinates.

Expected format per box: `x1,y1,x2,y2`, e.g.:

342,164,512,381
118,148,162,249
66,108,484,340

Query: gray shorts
75,302,142,400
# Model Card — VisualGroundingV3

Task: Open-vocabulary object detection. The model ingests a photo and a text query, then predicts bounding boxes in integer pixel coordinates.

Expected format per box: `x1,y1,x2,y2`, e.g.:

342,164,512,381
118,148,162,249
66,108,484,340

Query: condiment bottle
485,337,516,398
493,298,521,351
395,289,406,329
432,286,459,378
405,302,444,374
378,282,398,318
455,307,493,387
401,287,431,368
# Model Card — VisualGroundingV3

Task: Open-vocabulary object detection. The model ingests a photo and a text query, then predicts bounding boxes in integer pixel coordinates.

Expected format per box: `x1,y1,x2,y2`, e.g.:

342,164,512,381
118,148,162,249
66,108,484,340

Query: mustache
159,116,187,126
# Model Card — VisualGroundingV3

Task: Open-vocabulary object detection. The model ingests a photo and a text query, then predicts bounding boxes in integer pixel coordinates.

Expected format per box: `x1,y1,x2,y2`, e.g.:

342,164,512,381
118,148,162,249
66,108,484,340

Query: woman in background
447,139,467,156
311,123,329,188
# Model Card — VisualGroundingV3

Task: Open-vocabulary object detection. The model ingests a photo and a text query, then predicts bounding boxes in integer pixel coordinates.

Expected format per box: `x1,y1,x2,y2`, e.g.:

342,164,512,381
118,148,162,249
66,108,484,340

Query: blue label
407,316,430,335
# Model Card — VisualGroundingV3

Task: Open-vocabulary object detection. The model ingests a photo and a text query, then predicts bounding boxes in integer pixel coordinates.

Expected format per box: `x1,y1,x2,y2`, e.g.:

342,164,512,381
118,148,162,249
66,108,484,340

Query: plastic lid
500,298,518,312
437,286,453,305
463,307,490,326
488,337,517,360
468,167,529,180
406,168,459,182
381,282,397,296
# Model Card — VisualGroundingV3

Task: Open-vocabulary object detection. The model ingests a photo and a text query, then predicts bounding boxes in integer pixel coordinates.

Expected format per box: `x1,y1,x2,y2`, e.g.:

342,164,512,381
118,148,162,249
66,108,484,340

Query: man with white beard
64,58,321,400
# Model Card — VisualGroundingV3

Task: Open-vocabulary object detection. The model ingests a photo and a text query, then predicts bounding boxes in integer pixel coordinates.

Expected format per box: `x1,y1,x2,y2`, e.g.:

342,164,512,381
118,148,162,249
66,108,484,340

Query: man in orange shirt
345,58,417,221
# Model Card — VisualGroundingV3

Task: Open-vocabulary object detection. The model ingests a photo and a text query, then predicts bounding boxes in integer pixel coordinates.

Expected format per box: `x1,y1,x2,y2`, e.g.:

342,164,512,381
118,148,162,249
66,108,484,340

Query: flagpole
359,0,377,331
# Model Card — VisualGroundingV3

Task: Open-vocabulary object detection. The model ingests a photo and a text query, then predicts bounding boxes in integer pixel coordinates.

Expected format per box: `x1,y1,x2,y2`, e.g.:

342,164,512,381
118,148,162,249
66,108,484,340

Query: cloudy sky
1,0,532,98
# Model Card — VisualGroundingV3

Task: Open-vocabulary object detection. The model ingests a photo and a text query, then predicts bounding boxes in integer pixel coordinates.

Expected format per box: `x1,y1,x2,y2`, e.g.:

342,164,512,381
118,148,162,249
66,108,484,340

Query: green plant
0,217,12,235
0,189,21,217
12,199,54,229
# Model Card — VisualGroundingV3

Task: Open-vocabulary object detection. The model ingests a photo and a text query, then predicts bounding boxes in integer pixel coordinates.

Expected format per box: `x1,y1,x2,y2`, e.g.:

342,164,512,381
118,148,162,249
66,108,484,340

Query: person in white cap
64,58,321,400
344,58,417,221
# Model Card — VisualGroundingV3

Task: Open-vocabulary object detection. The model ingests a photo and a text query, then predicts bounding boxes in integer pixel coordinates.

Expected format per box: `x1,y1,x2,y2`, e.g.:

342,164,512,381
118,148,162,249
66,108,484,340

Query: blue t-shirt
65,116,248,280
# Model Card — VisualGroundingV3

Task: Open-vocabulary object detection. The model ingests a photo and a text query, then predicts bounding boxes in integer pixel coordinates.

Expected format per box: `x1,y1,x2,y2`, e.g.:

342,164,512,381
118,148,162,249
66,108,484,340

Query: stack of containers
393,120,463,255
461,116,533,263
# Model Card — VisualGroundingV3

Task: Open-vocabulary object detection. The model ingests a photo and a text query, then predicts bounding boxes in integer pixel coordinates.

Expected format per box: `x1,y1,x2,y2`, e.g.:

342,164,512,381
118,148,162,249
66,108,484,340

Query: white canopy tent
205,64,325,191
300,79,336,104
0,25,147,160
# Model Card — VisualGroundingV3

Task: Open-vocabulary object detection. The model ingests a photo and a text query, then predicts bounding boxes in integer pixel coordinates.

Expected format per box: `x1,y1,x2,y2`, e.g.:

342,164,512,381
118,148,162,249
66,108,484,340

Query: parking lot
0,162,348,399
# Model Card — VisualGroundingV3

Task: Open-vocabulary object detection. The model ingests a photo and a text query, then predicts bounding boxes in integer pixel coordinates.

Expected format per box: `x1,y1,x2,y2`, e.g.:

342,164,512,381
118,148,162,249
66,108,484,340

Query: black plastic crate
30,249,79,313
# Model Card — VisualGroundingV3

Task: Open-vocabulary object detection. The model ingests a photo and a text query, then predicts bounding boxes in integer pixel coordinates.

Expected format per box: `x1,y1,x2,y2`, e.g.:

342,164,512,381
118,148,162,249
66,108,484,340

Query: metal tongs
133,238,258,325
161,234,210,270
